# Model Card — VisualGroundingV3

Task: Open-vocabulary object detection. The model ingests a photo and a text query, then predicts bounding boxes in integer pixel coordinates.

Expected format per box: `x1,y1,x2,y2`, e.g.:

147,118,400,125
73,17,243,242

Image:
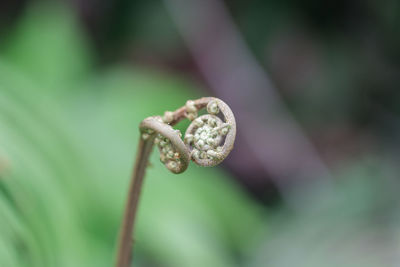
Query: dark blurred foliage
0,0,27,31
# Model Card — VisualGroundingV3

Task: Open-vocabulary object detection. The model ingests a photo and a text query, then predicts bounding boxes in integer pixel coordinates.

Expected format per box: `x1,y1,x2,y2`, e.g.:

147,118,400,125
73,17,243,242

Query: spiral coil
139,97,236,173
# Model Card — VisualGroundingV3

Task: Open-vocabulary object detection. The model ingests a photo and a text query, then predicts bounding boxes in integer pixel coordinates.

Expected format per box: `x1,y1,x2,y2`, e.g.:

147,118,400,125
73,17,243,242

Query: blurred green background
1,0,400,266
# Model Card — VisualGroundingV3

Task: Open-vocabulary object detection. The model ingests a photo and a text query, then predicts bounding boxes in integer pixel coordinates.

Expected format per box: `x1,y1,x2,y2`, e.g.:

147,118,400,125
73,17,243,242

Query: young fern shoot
115,97,236,267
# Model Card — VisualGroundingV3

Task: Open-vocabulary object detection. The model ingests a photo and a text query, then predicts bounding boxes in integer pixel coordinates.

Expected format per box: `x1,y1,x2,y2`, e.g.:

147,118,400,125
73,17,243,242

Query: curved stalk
115,136,154,267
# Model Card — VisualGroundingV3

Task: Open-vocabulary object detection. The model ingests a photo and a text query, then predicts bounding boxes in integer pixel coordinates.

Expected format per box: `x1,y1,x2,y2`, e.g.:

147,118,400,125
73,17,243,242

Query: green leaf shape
1,2,93,91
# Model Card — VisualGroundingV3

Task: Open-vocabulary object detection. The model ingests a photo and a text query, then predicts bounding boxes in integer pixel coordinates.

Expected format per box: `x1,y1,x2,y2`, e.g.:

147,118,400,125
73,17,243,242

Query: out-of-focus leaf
1,2,93,91
246,160,400,267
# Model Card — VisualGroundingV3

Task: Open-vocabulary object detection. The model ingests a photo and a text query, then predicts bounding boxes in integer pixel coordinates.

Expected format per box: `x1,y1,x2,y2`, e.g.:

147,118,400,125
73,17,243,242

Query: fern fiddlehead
116,97,236,267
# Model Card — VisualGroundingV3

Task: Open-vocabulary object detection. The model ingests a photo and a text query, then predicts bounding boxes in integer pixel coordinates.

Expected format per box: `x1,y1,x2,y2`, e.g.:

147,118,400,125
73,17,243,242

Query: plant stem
114,97,217,267
115,137,154,267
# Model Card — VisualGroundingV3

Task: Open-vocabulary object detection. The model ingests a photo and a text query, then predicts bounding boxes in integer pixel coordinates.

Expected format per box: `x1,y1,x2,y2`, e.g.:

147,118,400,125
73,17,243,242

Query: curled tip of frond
139,97,236,173
207,99,220,115
185,98,236,167
140,117,189,174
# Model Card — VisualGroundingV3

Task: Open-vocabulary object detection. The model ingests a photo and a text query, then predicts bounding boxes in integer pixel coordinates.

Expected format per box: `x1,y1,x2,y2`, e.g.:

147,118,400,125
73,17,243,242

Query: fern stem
115,137,154,267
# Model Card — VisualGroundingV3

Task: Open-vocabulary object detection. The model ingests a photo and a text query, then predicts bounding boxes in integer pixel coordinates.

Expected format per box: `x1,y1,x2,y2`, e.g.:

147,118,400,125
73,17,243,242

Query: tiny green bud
206,150,218,158
194,118,204,127
160,140,167,147
207,100,219,114
186,100,197,113
192,149,200,159
197,139,205,148
184,134,194,144
207,138,216,146
163,111,174,123
186,111,197,121
200,151,207,159
167,151,174,159
167,161,177,170
219,124,230,136
220,127,229,135
208,118,217,127
142,133,150,140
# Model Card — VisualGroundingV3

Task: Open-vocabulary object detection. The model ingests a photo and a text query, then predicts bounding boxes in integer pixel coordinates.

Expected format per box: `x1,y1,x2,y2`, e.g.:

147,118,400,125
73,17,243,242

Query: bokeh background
1,0,400,266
